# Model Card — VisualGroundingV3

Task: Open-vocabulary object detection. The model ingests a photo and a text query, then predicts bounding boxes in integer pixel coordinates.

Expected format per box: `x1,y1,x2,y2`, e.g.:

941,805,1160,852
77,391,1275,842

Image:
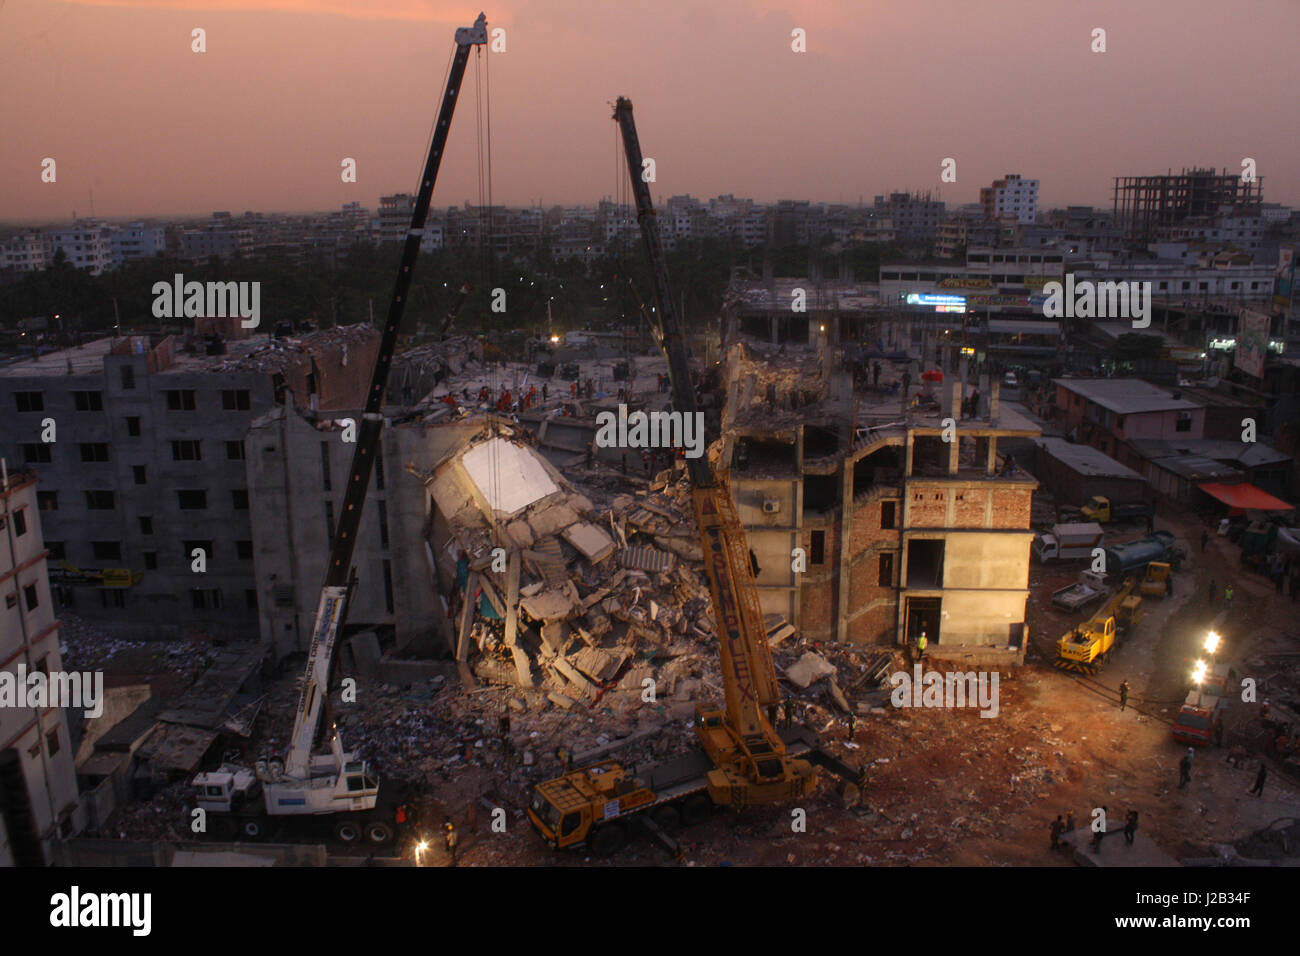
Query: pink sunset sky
3,0,1298,222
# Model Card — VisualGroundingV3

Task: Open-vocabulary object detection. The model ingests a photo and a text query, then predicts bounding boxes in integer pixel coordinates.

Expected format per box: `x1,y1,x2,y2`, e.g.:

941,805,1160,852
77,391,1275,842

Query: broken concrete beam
767,623,798,648
509,644,535,689
519,588,576,622
477,575,506,617
551,657,596,698
827,679,851,713
455,572,478,661
503,550,521,647
540,621,568,654
785,651,836,689
547,691,575,710
527,503,579,538
505,520,534,550
562,522,616,564
571,646,628,683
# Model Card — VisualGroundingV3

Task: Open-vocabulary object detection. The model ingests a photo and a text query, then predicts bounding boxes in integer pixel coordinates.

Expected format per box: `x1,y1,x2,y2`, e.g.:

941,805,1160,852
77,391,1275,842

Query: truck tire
240,818,266,840
334,820,362,844
365,821,394,845
590,823,627,857
681,794,712,826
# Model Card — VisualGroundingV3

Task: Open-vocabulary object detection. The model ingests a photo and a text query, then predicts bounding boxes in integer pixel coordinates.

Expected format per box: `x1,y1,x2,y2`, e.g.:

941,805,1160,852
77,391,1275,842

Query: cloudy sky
3,0,1297,222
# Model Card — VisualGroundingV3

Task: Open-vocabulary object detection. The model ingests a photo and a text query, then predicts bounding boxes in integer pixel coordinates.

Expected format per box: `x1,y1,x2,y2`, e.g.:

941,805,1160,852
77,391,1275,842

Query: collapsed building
722,280,1042,665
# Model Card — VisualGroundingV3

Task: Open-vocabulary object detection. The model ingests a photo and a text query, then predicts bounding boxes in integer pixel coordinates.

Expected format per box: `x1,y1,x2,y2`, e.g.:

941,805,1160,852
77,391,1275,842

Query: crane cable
472,45,502,547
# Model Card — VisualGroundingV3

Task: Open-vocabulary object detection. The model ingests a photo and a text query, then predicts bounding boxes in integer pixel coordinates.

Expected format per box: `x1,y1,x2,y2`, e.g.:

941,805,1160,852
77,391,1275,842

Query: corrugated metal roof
1053,378,1199,414
1037,437,1145,479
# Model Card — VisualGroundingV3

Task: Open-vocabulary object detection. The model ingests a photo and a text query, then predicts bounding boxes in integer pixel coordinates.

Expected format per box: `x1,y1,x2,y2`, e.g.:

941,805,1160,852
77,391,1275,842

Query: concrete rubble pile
209,323,379,374
727,341,829,425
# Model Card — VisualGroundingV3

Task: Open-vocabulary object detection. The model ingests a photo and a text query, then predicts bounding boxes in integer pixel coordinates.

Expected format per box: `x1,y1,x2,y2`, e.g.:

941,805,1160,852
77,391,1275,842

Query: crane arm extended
285,13,488,780
613,97,795,798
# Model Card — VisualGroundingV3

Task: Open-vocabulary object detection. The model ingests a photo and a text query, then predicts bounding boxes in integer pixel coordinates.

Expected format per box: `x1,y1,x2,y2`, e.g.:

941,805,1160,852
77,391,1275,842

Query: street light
1192,659,1207,706
1204,631,1220,655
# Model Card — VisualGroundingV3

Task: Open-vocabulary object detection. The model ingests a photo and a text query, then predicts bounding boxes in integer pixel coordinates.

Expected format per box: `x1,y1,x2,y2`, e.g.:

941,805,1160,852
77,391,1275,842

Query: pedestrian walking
1119,680,1130,712
1249,762,1267,797
1224,584,1234,610
1178,752,1193,789
1123,810,1139,846
1050,815,1064,852
443,818,458,865
541,382,548,402
1201,529,1209,553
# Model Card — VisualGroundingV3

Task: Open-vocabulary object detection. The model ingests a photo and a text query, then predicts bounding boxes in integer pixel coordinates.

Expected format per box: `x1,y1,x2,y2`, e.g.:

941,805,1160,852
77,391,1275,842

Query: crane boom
285,13,488,780
613,96,811,805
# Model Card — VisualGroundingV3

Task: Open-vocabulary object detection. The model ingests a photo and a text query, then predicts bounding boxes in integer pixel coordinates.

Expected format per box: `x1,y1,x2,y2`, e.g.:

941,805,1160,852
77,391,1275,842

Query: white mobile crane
191,13,489,845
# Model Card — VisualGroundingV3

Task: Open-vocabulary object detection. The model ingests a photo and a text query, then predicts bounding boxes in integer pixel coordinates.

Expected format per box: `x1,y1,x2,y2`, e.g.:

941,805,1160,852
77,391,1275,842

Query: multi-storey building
2,233,52,274
1,467,82,865
873,192,946,243
0,325,377,640
980,174,1039,224
109,222,167,267
46,221,114,275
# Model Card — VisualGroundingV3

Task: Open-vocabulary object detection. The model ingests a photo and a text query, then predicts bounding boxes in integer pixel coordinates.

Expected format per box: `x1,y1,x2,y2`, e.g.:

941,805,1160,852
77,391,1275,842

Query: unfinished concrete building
722,295,1041,665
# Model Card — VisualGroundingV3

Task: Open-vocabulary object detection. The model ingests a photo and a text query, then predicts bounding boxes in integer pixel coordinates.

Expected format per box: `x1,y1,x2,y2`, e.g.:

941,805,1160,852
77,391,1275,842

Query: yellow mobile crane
527,97,860,857
1054,579,1142,675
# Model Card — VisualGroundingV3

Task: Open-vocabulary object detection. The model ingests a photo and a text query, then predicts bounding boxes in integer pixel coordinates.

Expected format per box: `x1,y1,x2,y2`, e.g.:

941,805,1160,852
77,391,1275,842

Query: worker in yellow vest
916,631,928,663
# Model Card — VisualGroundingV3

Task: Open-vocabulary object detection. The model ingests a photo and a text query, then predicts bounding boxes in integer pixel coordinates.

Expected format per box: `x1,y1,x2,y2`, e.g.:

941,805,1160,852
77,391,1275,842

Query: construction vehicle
1032,522,1104,564
190,13,489,845
1054,580,1141,674
1140,561,1173,598
527,96,861,858
1173,669,1230,746
1080,495,1153,525
1050,569,1108,612
1101,530,1179,583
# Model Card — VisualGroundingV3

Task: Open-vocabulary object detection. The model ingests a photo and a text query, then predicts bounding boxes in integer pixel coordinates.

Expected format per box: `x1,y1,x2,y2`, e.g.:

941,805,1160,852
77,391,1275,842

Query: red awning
1198,482,1294,513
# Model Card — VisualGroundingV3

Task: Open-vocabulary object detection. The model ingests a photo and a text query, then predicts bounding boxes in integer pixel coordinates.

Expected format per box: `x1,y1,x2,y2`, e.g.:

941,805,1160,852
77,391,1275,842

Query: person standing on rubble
542,382,548,402
1118,680,1130,712
901,369,912,401
1049,815,1064,852
443,818,459,866
782,698,795,728
915,631,927,663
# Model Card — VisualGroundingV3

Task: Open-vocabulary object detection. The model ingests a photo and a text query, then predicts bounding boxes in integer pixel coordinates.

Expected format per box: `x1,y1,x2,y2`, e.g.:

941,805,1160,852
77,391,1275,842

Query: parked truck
1102,531,1179,583
1080,495,1153,525
1051,570,1108,612
1032,522,1105,564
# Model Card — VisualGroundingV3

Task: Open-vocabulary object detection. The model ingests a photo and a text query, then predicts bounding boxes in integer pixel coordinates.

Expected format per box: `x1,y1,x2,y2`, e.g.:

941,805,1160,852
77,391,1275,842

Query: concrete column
989,381,1000,425
986,434,999,475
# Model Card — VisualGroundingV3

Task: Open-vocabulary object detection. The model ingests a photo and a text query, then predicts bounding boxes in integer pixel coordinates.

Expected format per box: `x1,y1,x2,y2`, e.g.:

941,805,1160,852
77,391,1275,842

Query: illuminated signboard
905,293,967,310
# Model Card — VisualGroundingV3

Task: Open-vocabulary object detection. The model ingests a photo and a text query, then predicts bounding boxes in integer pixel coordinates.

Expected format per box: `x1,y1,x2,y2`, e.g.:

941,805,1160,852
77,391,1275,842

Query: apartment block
1,468,82,865
0,325,378,639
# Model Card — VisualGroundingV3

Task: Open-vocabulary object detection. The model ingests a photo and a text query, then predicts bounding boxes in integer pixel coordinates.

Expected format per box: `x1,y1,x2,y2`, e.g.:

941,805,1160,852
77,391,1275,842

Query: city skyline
4,0,1298,221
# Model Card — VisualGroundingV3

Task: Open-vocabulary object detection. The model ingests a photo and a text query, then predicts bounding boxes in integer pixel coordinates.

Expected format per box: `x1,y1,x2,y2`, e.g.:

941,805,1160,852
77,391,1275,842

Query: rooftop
1036,437,1145,479
1054,377,1200,415
1126,438,1290,468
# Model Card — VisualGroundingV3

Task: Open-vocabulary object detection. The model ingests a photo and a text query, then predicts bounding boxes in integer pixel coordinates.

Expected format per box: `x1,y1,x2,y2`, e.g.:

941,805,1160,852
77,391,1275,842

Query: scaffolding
1112,167,1263,247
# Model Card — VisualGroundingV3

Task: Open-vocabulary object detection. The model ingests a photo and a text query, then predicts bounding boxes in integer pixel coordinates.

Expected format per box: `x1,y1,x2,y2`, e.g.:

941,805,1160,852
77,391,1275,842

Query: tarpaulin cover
1199,482,1294,513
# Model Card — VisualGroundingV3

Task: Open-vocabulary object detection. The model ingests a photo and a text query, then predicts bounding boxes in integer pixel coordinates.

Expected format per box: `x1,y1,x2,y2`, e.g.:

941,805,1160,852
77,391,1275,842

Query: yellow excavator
527,97,860,857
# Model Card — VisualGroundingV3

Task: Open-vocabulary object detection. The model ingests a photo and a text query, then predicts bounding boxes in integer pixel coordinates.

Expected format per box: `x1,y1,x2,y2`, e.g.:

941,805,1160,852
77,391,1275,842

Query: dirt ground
423,508,1300,867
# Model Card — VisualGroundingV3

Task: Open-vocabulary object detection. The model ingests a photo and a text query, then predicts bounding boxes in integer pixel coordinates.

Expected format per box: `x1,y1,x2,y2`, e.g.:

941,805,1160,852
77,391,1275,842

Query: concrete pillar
989,380,1000,426
987,434,999,475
